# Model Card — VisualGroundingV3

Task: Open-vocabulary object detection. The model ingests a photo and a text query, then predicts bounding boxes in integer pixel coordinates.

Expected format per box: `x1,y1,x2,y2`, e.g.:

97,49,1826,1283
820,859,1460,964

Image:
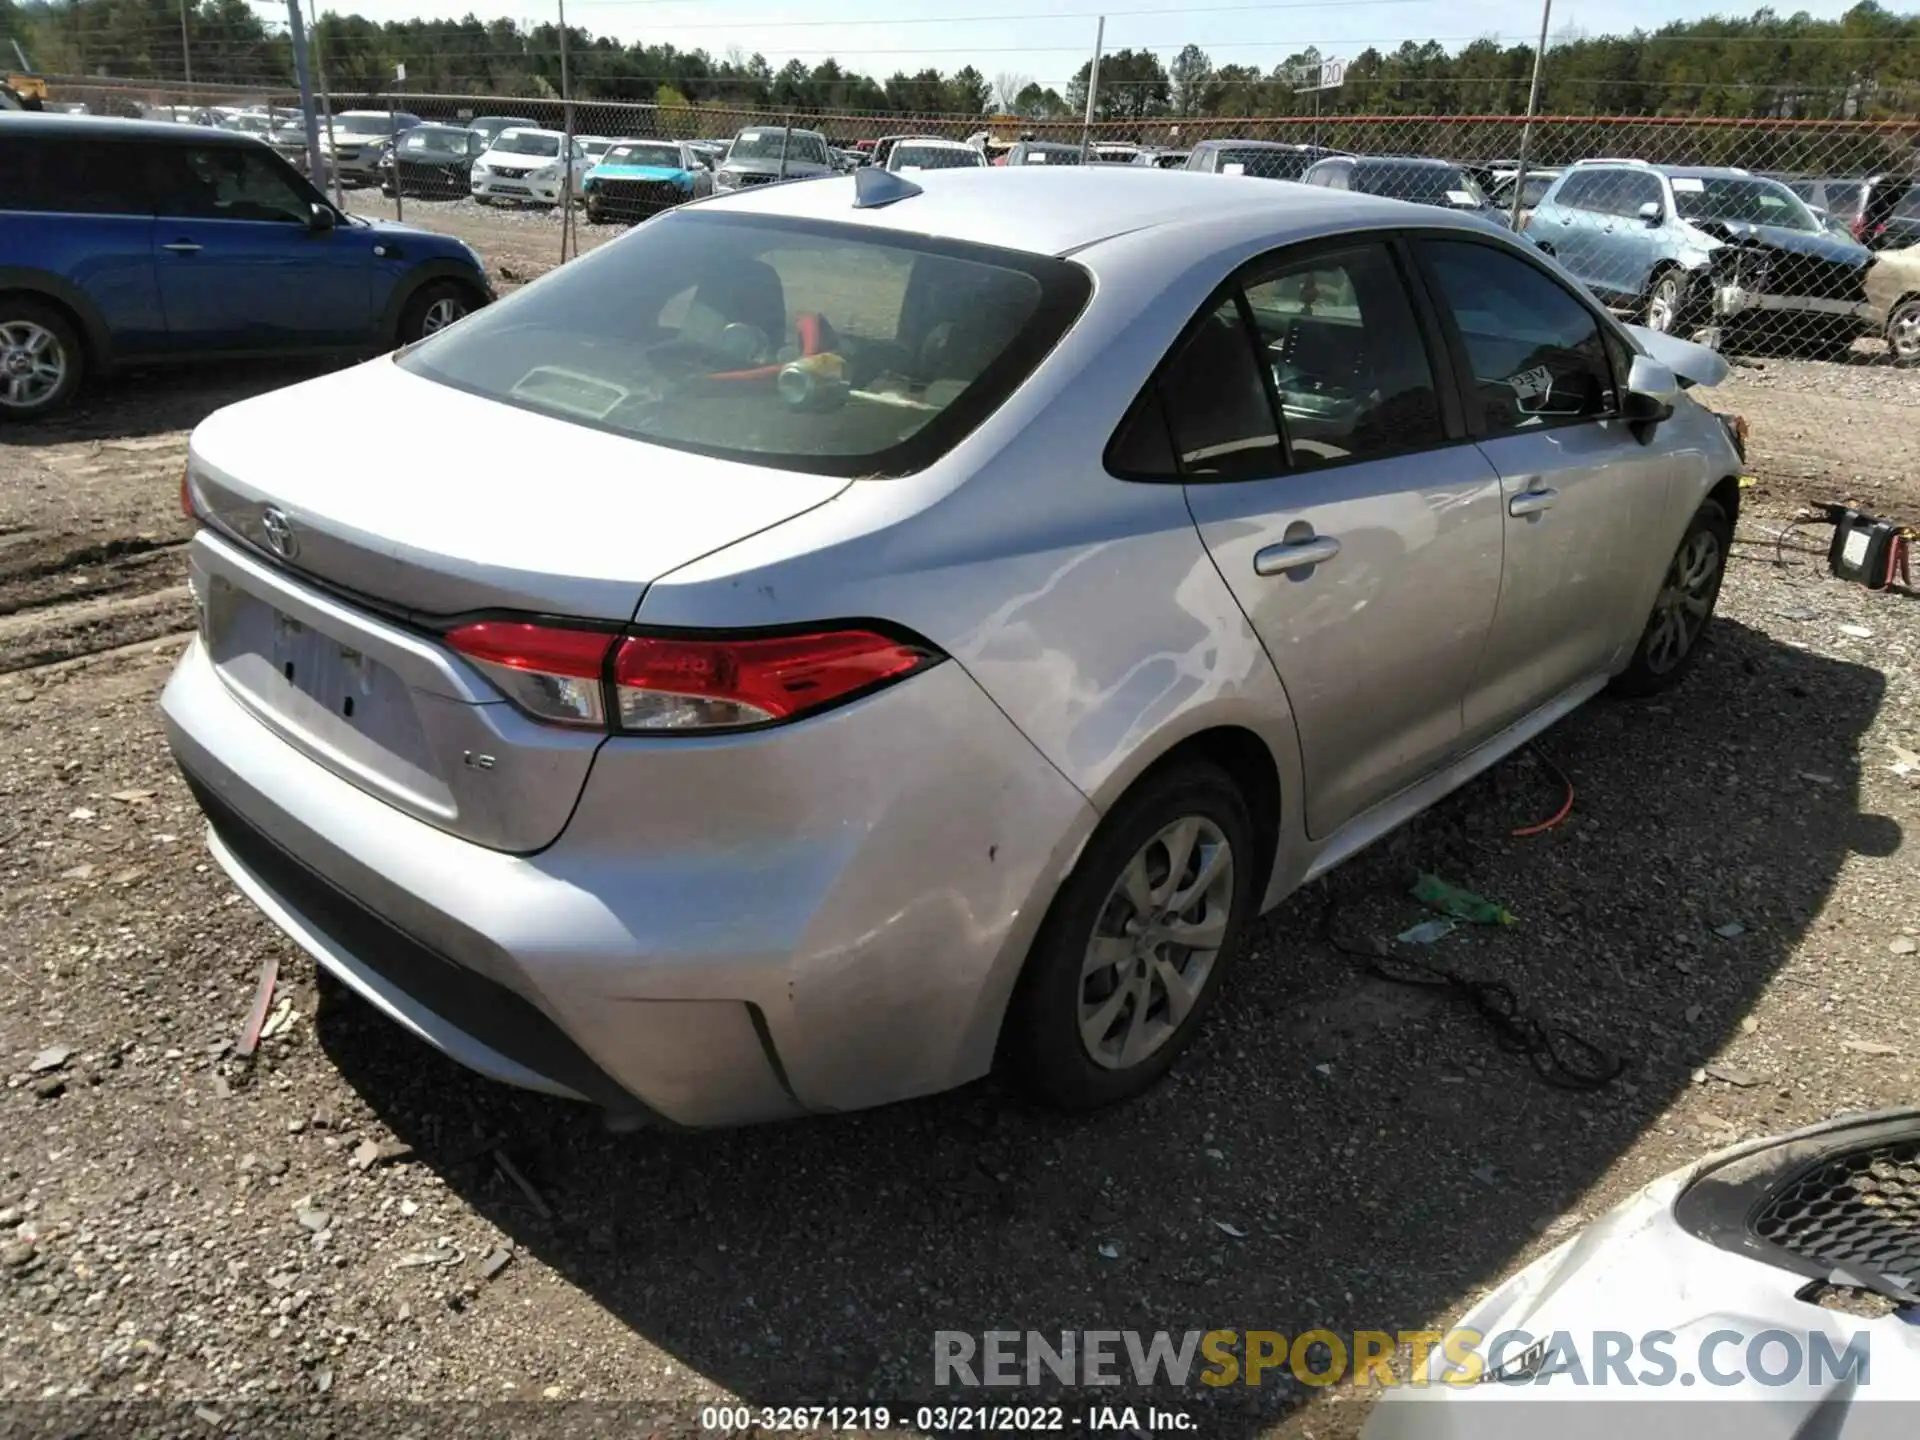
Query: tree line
4,0,1918,121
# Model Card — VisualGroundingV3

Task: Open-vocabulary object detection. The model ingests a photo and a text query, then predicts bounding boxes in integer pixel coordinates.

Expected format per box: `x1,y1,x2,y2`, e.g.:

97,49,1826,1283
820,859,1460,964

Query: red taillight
446,621,616,728
445,621,937,733
612,630,934,731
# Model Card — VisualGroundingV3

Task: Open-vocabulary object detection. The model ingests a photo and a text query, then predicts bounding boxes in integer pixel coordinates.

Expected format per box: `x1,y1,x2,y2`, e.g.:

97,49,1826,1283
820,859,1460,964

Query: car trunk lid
186,359,849,850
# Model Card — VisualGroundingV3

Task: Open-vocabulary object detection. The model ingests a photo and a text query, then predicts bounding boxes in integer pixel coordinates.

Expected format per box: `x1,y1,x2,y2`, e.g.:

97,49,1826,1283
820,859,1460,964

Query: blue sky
299,0,1877,84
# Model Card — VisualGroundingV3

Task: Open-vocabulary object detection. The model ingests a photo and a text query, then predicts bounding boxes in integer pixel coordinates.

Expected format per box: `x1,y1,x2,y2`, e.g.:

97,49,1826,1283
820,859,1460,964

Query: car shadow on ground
318,616,1891,1435
0,360,342,446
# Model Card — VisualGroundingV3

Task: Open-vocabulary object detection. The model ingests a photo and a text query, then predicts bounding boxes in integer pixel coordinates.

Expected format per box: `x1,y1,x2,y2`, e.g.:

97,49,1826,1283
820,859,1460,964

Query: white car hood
1625,323,1731,389
1366,1110,1920,1439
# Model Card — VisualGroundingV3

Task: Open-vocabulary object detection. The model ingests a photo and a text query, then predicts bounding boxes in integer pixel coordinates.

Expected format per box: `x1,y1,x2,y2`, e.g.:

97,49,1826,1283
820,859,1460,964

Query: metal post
388,80,403,222
558,0,574,264
1080,15,1104,162
180,0,192,87
306,0,344,209
779,119,791,180
1509,0,1553,232
285,0,323,192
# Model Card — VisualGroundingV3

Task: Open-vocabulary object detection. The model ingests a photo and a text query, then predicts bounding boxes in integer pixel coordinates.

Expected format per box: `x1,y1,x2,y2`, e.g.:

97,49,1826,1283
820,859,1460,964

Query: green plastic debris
1411,873,1516,927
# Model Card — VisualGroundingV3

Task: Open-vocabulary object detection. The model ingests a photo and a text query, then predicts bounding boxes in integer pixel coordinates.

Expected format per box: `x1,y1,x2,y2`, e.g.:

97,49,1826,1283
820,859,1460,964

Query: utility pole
307,0,345,209
180,0,193,87
1509,0,1553,232
285,0,323,190
558,0,575,264
1079,15,1104,162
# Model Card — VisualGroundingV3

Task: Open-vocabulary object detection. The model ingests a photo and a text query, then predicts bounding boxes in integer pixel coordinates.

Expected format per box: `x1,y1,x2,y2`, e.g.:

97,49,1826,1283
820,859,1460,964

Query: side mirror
308,202,336,233
1624,353,1677,439
1637,200,1664,226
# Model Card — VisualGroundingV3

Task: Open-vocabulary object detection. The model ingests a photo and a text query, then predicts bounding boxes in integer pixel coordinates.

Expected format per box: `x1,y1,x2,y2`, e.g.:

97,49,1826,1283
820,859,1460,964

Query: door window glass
1420,239,1617,433
1241,243,1443,467
159,147,315,223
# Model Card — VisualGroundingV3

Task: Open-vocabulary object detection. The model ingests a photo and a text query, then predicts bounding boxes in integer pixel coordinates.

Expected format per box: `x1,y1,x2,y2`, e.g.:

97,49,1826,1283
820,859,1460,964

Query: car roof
496,127,565,139
1351,155,1460,168
701,165,1479,258
1656,165,1759,180
0,112,264,146
895,137,973,149
1194,139,1320,152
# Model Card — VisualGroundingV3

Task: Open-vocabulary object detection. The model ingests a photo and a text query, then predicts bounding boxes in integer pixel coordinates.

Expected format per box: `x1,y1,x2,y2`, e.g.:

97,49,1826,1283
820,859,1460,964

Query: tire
1887,296,1920,368
396,280,476,345
1004,760,1258,1110
0,296,84,421
1643,267,1689,334
1611,496,1732,697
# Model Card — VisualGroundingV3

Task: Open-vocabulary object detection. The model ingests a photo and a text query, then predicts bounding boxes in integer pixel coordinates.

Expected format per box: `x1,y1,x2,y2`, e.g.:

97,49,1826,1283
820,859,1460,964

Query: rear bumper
162,634,1095,1126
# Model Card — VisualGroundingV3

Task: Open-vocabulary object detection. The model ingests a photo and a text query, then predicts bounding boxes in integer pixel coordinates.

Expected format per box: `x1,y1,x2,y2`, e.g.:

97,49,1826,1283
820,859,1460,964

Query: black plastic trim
181,764,651,1117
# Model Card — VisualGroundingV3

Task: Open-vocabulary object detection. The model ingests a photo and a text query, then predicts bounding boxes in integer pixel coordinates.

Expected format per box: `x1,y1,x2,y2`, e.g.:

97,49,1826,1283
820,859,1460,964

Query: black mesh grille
588,178,686,218
1752,1139,1920,1278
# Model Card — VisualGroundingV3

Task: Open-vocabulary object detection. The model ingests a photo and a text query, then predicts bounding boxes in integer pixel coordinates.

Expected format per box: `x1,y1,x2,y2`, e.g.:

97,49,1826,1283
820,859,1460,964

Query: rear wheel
1612,497,1731,696
1887,296,1920,367
0,297,83,421
1005,761,1256,1110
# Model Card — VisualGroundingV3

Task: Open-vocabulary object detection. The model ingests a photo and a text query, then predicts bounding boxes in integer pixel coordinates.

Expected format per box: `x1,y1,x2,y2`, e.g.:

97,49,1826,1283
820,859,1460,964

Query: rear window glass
1354,163,1487,206
398,212,1091,477
1213,147,1314,180
402,127,468,152
891,144,981,171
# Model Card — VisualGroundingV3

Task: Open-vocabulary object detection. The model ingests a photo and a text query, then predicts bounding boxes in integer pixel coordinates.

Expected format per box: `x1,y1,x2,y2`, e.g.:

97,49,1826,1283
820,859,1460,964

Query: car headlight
714,169,739,190
529,164,562,182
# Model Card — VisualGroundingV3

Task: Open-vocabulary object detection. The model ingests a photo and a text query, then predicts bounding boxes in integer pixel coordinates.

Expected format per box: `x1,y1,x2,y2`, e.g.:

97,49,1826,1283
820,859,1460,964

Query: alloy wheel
0,319,67,412
1077,816,1235,1070
1889,299,1920,364
1647,276,1682,333
1645,527,1722,674
420,297,466,336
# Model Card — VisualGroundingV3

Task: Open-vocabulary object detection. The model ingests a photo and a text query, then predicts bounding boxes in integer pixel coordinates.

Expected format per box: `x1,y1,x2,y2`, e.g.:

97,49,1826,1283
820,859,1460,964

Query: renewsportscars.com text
933,1328,1873,1389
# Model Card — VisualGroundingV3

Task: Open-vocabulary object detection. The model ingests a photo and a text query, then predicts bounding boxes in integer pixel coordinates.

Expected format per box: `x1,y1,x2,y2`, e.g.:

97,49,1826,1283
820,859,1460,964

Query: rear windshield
334,114,395,135
891,144,981,170
397,212,1091,477
606,142,683,168
1017,146,1084,166
492,131,561,157
1354,163,1487,206
1673,176,1817,232
1213,147,1313,180
730,130,829,165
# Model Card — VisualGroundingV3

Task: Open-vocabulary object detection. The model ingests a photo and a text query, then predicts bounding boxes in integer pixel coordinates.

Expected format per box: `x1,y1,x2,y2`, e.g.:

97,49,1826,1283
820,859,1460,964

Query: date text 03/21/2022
698,1405,1198,1432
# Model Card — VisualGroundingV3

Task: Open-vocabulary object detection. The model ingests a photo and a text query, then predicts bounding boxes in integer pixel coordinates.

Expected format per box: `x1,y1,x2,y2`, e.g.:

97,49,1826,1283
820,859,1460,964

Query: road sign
1294,57,1346,92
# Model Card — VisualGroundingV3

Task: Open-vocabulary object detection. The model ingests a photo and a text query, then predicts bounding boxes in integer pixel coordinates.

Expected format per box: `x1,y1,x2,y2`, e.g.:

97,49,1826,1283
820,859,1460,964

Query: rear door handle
162,241,203,254
1254,535,1341,575
1509,487,1560,517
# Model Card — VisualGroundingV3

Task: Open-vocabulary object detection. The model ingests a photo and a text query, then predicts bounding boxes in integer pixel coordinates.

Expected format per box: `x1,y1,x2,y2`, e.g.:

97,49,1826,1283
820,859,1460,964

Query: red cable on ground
1512,749,1575,837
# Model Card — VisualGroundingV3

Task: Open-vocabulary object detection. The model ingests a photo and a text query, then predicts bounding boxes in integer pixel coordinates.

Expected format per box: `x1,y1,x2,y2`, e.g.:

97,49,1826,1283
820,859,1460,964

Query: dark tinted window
1213,147,1314,180
1157,297,1285,479
0,136,155,214
1420,239,1616,433
400,212,1090,477
156,146,315,223
1242,243,1443,467
1351,162,1485,207
1618,170,1664,216
1106,387,1178,479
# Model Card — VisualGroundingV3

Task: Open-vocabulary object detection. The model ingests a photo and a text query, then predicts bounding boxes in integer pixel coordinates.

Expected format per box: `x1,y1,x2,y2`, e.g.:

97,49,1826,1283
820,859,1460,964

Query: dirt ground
2,195,1919,1437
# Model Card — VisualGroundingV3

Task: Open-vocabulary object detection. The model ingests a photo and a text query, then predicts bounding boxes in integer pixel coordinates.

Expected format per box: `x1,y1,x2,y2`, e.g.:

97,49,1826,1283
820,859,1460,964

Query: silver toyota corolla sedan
164,167,1744,1127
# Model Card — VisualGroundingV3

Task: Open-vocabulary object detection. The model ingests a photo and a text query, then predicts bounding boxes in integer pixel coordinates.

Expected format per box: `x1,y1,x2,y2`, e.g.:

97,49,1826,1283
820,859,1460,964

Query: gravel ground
2,196,1919,1436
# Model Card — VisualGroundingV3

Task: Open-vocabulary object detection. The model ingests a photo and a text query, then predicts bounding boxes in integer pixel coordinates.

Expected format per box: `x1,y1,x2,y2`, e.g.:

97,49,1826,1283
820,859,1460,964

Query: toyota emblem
260,505,299,560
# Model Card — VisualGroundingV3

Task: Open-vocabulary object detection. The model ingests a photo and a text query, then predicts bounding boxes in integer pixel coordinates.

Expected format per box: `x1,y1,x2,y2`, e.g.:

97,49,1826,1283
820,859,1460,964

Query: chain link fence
37,76,1920,363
